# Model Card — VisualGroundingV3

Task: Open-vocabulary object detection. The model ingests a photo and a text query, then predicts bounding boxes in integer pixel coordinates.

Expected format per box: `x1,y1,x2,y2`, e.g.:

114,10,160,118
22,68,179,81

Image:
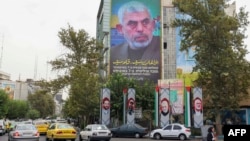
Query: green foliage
6,100,29,119
172,0,250,127
27,90,55,118
191,127,201,136
26,109,40,120
0,90,9,118
43,24,103,124
106,72,155,121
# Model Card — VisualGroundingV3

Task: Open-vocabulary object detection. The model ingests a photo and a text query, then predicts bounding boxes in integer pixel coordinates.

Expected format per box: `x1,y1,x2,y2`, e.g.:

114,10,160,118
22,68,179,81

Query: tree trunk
215,113,222,136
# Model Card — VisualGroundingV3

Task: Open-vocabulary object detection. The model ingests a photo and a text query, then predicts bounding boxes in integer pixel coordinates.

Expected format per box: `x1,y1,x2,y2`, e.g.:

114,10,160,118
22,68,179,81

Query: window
173,125,182,130
164,125,172,130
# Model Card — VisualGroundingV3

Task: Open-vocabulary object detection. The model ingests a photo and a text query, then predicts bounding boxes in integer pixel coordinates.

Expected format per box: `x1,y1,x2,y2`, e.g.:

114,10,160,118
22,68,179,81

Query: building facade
96,0,250,125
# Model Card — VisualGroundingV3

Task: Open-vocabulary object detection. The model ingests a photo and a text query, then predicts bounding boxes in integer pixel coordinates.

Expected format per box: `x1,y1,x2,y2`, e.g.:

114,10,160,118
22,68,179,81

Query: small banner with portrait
127,88,136,124
101,88,111,125
192,87,203,128
160,88,170,127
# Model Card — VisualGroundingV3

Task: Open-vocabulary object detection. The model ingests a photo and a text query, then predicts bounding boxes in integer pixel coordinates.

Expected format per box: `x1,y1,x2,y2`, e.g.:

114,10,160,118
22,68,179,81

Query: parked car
46,123,77,141
8,123,40,141
110,123,148,138
150,123,191,140
0,119,6,136
79,124,112,141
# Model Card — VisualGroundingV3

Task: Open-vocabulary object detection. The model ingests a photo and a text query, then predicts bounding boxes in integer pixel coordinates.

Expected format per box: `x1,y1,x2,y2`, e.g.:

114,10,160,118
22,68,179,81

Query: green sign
170,90,177,103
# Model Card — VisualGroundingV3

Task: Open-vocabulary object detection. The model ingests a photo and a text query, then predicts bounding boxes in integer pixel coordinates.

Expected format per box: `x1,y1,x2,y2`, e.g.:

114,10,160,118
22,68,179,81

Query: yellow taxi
34,120,49,135
46,123,77,141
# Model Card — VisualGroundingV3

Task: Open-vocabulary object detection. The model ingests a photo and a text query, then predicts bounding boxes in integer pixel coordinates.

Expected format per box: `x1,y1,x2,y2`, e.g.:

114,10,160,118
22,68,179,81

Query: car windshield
16,124,36,130
93,125,108,130
57,124,73,129
34,121,46,125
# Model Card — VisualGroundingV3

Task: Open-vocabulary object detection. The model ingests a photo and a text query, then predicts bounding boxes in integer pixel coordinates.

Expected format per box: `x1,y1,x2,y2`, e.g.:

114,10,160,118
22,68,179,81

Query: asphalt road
0,133,203,141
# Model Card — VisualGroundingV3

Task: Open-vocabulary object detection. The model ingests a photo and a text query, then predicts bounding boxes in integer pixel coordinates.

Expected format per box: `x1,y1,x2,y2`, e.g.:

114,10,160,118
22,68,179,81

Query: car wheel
79,135,82,141
179,134,186,140
111,132,116,137
154,133,161,140
135,133,140,138
51,135,55,141
87,137,91,141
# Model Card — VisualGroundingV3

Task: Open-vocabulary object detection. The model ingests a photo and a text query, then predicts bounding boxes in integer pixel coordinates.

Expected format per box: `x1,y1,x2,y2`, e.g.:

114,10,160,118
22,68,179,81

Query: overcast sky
0,0,249,81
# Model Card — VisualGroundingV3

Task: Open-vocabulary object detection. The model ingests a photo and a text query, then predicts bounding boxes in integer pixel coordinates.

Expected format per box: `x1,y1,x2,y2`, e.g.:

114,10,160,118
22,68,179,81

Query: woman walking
207,126,216,141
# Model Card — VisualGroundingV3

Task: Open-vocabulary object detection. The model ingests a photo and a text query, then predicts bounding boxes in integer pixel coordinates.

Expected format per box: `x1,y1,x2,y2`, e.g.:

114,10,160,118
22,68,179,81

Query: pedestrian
207,126,216,141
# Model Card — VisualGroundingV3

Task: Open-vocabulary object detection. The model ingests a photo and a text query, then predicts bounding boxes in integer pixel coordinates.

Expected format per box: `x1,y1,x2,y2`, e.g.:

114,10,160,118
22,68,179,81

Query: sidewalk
190,135,223,141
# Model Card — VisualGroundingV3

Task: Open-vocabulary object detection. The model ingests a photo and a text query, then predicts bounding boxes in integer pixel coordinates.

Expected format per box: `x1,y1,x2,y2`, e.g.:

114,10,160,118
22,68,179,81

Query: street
0,133,202,141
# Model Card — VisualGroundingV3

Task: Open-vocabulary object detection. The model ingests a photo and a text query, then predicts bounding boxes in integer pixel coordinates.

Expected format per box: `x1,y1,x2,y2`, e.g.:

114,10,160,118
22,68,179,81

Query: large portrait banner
110,0,162,83
158,79,184,115
0,82,15,100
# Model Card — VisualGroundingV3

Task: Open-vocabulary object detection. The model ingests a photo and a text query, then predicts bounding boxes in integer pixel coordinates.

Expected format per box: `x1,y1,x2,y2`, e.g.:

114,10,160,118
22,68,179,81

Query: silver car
79,124,112,141
8,124,40,141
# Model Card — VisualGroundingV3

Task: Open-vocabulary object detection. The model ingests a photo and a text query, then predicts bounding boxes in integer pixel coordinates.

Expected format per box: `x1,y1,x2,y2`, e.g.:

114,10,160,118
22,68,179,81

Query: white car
150,123,191,140
79,124,112,141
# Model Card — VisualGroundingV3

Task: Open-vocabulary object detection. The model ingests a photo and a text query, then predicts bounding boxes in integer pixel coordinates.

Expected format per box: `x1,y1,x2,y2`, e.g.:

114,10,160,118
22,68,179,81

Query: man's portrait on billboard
110,0,161,83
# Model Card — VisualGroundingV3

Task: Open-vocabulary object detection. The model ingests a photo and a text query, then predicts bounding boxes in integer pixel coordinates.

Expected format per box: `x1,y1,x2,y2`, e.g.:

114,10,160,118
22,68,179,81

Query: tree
105,72,155,124
0,90,9,118
26,109,40,120
46,24,104,125
27,90,55,118
6,100,29,119
172,0,250,133
105,73,135,122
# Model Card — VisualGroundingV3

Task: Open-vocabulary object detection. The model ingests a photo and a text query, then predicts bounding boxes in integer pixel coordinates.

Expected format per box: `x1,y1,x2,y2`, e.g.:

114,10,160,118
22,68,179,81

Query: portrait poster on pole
127,88,136,124
101,88,111,125
192,87,203,128
160,88,170,127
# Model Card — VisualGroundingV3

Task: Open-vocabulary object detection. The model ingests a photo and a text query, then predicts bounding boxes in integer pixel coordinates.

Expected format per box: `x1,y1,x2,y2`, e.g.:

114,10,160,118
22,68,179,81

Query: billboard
0,82,15,100
175,11,198,86
110,0,162,83
158,79,184,115
192,87,203,128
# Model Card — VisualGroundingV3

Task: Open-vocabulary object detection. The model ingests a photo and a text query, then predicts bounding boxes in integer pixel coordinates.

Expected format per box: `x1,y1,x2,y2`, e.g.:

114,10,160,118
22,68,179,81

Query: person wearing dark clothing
207,127,216,141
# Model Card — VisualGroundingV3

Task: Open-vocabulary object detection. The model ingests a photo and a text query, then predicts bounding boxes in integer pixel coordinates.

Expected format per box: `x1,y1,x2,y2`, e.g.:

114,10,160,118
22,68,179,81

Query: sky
0,0,249,81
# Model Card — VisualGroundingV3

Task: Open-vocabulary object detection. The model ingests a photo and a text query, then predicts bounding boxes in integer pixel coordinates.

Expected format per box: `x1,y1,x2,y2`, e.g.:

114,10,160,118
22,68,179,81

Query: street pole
100,88,102,124
169,81,172,124
123,88,127,124
155,86,159,127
